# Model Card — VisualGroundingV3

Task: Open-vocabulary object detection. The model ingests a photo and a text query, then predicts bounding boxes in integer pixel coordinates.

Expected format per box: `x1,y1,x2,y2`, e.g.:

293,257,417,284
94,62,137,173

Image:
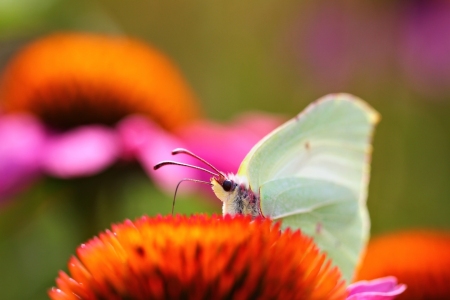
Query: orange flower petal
49,215,347,299
356,230,450,299
0,33,200,131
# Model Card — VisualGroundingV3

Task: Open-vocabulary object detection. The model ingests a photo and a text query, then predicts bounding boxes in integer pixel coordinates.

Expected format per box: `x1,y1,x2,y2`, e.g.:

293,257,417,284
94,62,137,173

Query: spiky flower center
49,214,346,299
0,33,200,131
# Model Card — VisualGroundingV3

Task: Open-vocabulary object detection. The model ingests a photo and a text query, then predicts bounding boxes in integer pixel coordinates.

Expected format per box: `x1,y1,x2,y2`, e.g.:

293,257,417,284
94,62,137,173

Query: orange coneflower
0,32,207,195
356,230,450,299
49,214,347,300
0,32,199,131
0,33,283,199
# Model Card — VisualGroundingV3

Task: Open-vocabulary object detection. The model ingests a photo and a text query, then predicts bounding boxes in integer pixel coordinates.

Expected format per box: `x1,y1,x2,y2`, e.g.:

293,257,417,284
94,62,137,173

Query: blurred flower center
356,230,450,299
0,33,200,131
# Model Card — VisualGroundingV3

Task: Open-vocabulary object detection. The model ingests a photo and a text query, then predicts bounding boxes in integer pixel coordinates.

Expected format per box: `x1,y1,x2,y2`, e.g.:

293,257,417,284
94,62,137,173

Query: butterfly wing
237,93,379,283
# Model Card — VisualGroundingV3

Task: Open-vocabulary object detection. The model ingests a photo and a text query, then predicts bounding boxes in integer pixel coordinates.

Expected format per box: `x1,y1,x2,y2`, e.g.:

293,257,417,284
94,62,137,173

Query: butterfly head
211,173,258,216
153,148,254,216
211,173,240,204
153,148,237,209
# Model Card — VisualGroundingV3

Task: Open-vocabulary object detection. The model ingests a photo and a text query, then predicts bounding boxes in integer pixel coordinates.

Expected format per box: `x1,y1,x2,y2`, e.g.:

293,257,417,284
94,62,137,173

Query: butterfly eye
222,180,233,192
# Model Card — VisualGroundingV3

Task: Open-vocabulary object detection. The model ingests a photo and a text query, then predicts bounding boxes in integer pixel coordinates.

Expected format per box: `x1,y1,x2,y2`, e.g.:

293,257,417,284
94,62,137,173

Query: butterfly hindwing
259,177,365,283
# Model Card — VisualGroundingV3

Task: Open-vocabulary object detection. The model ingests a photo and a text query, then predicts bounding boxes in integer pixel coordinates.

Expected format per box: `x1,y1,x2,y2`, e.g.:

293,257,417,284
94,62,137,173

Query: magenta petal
118,115,199,192
347,277,406,300
118,113,283,195
41,126,120,178
0,114,45,201
177,112,284,180
400,1,450,97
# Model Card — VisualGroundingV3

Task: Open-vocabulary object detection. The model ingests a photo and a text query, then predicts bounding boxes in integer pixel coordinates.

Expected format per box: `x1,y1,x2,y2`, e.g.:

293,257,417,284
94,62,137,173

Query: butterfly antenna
172,179,212,215
154,161,219,177
172,148,225,177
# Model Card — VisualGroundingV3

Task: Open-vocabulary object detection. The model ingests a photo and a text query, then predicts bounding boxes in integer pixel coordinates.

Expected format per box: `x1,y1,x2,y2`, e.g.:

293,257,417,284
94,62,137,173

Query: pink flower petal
347,277,406,300
177,112,284,182
41,126,120,178
400,1,450,97
118,115,199,192
0,114,45,201
118,113,283,197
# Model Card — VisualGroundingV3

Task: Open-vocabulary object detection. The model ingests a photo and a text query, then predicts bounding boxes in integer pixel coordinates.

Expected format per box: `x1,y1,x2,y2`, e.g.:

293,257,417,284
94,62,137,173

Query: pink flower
290,2,393,90
0,112,283,202
0,32,283,203
399,0,450,97
175,112,284,182
0,114,45,201
347,277,406,300
291,0,450,97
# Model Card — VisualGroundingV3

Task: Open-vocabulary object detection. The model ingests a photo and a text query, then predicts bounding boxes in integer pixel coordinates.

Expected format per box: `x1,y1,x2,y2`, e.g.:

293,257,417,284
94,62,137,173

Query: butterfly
154,93,380,283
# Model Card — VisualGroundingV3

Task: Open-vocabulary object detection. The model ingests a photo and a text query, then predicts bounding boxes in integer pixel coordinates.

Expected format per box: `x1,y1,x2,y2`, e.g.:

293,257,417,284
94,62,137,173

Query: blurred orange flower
49,215,346,300
0,32,283,202
0,32,199,131
356,230,450,299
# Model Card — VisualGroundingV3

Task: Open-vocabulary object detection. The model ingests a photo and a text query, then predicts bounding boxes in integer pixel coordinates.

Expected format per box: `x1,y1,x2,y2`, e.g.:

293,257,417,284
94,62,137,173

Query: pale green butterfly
154,93,379,283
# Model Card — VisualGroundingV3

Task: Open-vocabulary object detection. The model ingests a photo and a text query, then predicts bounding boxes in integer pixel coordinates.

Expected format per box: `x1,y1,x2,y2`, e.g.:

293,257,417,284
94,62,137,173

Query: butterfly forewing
238,94,378,200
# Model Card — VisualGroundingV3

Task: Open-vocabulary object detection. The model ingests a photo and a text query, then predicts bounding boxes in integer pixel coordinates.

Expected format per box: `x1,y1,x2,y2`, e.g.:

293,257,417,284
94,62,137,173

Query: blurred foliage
1,0,450,299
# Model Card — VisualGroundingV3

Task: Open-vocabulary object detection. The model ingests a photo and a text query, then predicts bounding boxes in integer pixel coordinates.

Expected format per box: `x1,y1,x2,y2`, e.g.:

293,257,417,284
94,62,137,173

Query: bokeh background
1,0,450,299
